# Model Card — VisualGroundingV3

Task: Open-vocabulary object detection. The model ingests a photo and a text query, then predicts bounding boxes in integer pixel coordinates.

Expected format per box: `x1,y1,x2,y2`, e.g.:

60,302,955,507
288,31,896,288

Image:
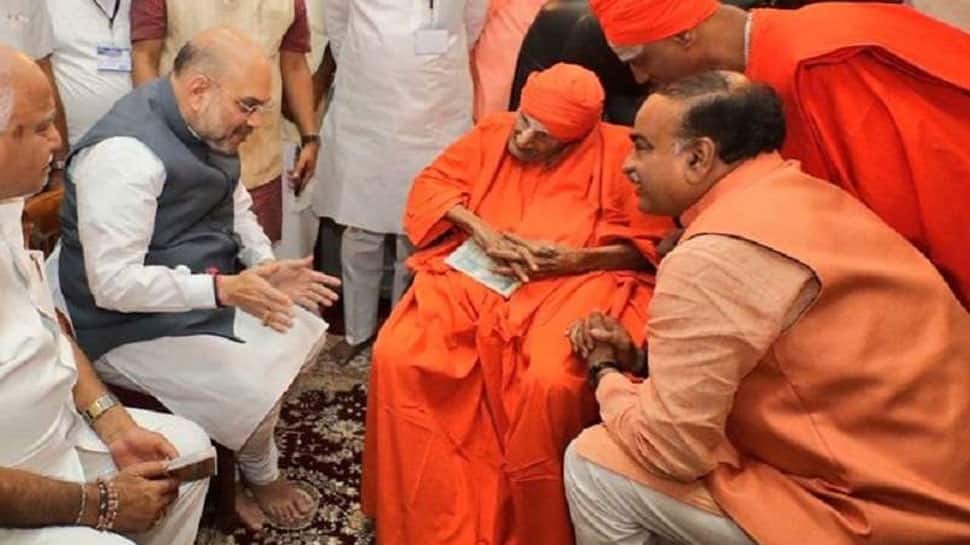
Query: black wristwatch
587,360,621,389
300,134,320,146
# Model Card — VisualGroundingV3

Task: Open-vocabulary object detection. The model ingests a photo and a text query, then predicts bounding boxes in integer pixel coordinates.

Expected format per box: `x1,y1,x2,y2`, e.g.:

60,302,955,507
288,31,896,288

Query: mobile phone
166,446,217,482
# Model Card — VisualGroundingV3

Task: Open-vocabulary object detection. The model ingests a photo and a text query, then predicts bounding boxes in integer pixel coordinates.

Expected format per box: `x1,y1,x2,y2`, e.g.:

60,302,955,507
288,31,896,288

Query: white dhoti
0,409,210,545
94,308,328,483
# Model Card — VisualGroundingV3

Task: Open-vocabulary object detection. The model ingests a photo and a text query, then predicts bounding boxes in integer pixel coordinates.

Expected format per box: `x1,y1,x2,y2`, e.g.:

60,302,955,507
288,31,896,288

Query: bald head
0,45,50,132
0,45,61,200
173,27,271,82
169,27,272,155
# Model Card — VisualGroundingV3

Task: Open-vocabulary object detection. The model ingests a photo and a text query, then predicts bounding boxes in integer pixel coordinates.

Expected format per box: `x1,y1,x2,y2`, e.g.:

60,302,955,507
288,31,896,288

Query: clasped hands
216,256,341,332
473,226,580,283
566,311,645,377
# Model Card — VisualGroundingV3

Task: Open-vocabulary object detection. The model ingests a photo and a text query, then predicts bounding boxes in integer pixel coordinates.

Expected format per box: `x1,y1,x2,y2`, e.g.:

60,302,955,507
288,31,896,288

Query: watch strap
300,134,320,146
587,360,620,389
83,393,120,426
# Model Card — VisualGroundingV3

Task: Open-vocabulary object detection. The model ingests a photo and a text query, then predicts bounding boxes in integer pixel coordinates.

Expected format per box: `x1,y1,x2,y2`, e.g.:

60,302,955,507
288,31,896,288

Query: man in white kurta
45,0,133,149
53,29,339,530
0,44,208,545
314,0,488,361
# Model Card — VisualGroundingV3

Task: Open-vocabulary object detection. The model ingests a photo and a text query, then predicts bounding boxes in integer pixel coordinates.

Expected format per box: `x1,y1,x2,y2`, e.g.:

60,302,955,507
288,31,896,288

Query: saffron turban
590,0,719,47
519,63,605,142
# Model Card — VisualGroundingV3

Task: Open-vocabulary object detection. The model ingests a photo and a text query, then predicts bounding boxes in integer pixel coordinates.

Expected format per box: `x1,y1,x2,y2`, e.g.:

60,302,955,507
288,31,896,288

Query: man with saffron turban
588,0,970,310
361,63,672,545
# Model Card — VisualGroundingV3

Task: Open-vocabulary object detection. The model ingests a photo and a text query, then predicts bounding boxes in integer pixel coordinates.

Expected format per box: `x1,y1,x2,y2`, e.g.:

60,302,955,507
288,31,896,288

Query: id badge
414,29,449,56
96,44,132,72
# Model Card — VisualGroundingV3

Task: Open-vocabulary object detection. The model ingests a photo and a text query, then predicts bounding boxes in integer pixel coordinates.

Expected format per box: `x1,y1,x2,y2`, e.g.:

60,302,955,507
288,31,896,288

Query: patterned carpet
195,335,375,545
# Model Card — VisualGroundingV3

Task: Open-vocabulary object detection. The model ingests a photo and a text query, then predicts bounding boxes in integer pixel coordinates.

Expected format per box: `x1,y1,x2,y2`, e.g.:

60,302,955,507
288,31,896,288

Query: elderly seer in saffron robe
361,63,672,545
589,0,970,310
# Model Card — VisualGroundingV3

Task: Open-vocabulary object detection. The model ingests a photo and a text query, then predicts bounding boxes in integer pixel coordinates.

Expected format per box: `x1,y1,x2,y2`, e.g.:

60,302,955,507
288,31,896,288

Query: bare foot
248,478,314,526
235,488,267,532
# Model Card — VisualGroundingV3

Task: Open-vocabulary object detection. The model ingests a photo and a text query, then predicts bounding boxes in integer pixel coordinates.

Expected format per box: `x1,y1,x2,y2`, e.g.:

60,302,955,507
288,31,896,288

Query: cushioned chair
26,189,239,532
22,186,64,256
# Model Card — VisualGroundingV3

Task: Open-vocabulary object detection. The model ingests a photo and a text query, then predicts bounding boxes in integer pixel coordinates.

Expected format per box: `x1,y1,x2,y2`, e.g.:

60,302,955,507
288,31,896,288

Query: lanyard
91,0,121,31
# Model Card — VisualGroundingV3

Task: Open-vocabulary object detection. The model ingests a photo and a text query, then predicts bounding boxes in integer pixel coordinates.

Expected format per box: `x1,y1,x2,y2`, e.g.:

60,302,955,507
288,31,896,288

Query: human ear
672,30,697,50
185,75,210,110
684,138,716,185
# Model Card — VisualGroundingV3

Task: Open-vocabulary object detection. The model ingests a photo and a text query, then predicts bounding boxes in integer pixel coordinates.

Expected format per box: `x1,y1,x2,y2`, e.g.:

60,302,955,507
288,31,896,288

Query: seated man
565,71,970,545
0,45,209,545
362,63,673,545
53,28,340,530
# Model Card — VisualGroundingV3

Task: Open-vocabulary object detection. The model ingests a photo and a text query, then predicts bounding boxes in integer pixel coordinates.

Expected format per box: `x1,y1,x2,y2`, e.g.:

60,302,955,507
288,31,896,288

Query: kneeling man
362,63,672,545
55,29,340,529
566,71,970,545
0,45,209,545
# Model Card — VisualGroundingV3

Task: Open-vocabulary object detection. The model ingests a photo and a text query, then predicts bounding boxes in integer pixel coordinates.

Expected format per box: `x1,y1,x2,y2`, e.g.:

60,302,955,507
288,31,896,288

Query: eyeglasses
205,76,271,117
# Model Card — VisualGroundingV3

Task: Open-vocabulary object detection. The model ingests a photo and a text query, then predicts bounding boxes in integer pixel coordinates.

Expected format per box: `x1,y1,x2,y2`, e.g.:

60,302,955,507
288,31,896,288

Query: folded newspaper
445,239,522,298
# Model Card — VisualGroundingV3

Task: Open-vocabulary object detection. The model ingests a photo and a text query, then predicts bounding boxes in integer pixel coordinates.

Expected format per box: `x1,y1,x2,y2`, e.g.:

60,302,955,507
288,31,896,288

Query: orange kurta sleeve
403,126,486,248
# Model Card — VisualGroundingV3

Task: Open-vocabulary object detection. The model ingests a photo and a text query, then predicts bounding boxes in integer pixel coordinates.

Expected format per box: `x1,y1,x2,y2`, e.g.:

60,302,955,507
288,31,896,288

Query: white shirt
314,0,488,234
46,0,133,147
67,137,275,314
0,0,54,59
0,199,84,481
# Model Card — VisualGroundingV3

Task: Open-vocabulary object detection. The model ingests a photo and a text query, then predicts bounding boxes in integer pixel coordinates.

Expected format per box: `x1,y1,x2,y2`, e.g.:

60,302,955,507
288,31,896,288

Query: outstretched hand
218,270,295,332
254,256,341,314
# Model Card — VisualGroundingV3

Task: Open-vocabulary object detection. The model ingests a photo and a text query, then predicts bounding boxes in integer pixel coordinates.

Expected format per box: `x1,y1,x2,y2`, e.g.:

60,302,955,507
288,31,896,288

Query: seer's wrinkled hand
217,270,295,332
254,256,341,314
492,233,580,279
472,226,534,283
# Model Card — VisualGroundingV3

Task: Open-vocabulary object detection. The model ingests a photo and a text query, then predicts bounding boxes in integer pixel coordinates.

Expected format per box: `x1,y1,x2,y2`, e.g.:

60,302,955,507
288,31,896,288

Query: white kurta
313,0,488,235
0,199,209,545
55,138,329,450
46,0,133,148
0,0,54,60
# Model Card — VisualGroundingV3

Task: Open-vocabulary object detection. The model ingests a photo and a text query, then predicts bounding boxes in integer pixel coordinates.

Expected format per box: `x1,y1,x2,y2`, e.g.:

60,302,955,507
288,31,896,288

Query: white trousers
95,308,329,483
340,226,413,345
563,442,756,545
0,409,209,545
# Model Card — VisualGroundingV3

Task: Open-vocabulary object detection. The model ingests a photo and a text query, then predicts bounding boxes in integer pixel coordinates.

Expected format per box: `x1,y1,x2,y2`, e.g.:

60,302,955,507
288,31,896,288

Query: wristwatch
83,393,120,426
300,134,320,146
587,360,621,389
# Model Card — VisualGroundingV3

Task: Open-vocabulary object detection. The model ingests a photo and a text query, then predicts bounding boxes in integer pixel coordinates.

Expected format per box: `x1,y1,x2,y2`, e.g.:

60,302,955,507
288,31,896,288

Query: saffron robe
747,2,970,309
362,113,671,545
